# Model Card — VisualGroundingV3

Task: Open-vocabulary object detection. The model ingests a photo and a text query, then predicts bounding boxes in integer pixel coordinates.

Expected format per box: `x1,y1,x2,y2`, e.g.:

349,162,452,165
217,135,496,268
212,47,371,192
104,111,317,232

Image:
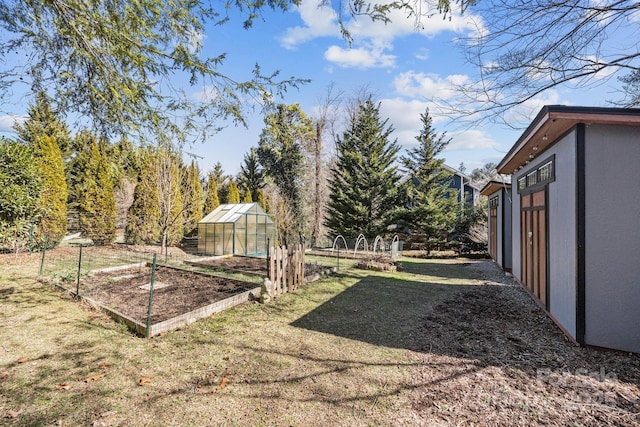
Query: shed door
521,189,547,307
489,204,498,261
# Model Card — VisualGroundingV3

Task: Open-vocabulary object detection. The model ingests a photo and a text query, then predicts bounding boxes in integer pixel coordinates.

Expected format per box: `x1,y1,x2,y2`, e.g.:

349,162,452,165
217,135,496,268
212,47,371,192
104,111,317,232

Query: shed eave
497,106,640,175
480,180,510,196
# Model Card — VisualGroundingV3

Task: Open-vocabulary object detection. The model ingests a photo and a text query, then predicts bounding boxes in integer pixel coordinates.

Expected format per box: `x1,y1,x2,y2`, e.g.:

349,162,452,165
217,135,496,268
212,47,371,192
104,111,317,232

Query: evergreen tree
399,109,458,253
182,160,204,235
0,139,43,252
242,190,253,203
78,142,116,245
15,93,70,245
203,172,220,215
237,147,264,201
325,98,401,238
31,135,68,245
227,180,240,204
211,162,230,204
257,103,313,244
126,149,161,244
14,92,72,159
256,188,267,212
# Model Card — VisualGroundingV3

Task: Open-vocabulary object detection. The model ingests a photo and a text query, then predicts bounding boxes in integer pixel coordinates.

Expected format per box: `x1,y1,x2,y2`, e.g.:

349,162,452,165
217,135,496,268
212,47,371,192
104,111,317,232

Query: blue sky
0,1,626,177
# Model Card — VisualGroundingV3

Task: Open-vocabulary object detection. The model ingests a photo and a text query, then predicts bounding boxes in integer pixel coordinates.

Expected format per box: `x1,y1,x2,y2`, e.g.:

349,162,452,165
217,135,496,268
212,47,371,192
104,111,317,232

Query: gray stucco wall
511,130,578,337
584,125,640,353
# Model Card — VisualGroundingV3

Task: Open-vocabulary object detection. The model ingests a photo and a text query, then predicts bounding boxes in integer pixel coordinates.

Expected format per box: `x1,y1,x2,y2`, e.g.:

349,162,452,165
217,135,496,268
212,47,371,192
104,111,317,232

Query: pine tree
182,160,204,235
257,103,314,244
78,142,116,245
238,147,264,201
227,181,240,204
203,172,220,215
325,98,401,238
243,190,253,203
400,109,458,253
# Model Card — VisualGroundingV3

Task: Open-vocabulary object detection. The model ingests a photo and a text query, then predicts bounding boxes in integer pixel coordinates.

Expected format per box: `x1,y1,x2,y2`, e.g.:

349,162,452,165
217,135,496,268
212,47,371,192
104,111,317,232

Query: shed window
517,156,555,194
518,177,526,191
489,196,499,208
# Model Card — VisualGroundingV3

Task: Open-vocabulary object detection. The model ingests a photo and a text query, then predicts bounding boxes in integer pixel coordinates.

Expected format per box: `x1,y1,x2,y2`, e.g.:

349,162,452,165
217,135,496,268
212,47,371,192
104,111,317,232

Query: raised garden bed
76,264,260,337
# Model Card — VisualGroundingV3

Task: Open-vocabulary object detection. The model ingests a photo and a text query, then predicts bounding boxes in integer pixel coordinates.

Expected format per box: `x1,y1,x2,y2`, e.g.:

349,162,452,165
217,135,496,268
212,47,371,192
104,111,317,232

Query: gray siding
584,125,640,353
512,130,577,337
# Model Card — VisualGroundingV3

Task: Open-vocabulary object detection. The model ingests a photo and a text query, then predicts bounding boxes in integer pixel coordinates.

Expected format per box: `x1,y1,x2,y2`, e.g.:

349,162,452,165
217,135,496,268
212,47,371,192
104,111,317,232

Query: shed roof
480,179,511,196
200,203,271,224
497,105,640,174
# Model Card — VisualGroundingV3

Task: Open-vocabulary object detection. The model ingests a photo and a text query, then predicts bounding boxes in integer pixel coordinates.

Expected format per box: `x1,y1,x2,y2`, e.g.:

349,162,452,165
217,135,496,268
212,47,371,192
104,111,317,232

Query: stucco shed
496,105,640,353
480,180,513,272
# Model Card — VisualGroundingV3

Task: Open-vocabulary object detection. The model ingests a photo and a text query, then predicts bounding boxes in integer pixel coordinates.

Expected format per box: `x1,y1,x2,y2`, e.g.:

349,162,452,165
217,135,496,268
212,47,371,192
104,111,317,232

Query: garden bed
78,264,260,336
186,255,331,278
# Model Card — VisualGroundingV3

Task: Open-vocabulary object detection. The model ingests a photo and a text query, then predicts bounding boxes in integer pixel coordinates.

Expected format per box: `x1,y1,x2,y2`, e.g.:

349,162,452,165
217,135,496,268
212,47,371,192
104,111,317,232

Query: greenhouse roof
199,203,271,224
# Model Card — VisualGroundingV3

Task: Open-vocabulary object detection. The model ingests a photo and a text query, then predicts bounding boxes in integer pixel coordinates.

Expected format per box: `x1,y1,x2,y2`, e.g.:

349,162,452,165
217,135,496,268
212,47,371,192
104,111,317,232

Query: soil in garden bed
80,266,257,324
192,256,329,277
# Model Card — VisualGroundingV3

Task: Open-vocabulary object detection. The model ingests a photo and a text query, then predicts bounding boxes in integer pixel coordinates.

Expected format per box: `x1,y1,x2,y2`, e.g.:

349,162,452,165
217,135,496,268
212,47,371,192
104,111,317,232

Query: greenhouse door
520,189,547,307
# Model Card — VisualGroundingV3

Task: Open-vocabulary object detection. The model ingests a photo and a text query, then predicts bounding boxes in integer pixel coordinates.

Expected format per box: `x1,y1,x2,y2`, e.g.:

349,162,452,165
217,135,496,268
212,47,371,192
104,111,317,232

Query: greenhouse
197,203,275,257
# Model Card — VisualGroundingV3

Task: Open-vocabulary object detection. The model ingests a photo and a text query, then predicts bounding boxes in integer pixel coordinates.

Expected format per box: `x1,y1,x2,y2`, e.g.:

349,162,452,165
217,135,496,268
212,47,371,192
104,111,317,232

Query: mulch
404,262,640,426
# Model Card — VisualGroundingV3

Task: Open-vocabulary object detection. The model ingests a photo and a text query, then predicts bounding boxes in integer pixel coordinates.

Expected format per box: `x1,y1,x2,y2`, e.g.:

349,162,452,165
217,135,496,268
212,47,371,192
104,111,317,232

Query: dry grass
0,250,638,426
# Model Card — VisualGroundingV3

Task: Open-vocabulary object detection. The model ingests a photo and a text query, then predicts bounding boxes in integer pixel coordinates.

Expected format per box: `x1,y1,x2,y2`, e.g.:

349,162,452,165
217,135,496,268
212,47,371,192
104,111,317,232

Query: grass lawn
1,251,638,426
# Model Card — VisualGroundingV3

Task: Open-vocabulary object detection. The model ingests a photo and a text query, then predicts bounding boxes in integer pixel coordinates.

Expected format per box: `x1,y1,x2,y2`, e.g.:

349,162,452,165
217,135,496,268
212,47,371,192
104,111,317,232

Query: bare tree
441,0,640,125
308,83,343,246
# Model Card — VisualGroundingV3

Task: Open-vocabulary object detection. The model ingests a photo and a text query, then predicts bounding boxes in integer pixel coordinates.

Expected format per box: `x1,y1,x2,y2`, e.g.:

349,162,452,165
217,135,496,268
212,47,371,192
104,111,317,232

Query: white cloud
393,71,470,100
0,115,25,132
324,45,396,69
278,0,340,49
445,129,499,152
192,86,221,102
345,3,484,43
415,48,429,60
279,0,486,70
502,90,564,127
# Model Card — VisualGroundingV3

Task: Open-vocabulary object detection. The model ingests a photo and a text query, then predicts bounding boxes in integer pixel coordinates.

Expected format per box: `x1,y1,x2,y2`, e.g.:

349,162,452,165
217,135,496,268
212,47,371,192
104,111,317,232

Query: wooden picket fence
268,244,305,298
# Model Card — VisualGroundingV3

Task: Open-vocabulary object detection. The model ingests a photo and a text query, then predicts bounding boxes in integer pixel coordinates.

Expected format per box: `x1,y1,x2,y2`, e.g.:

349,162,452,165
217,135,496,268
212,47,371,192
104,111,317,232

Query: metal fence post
29,222,34,255
38,236,48,276
145,253,157,338
75,244,83,297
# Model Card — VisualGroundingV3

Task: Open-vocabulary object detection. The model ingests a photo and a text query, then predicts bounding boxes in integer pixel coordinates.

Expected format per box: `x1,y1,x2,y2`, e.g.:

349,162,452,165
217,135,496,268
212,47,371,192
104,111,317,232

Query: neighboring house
493,105,640,353
480,179,512,272
443,164,480,207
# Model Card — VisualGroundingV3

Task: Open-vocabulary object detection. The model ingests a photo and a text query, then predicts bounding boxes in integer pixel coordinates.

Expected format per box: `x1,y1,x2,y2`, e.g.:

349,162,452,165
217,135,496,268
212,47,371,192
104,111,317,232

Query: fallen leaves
219,377,229,389
56,383,71,391
138,376,152,386
85,374,106,383
15,357,29,364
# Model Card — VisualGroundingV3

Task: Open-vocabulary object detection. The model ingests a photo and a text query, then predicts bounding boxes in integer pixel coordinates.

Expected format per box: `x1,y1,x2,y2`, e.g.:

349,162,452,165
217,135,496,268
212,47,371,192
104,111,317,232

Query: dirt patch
81,266,257,324
191,255,329,277
405,263,640,426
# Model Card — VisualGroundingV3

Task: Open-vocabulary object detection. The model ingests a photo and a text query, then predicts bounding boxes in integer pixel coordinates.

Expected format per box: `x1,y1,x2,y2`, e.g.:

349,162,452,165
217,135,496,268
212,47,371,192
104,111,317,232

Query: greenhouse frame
197,203,275,257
